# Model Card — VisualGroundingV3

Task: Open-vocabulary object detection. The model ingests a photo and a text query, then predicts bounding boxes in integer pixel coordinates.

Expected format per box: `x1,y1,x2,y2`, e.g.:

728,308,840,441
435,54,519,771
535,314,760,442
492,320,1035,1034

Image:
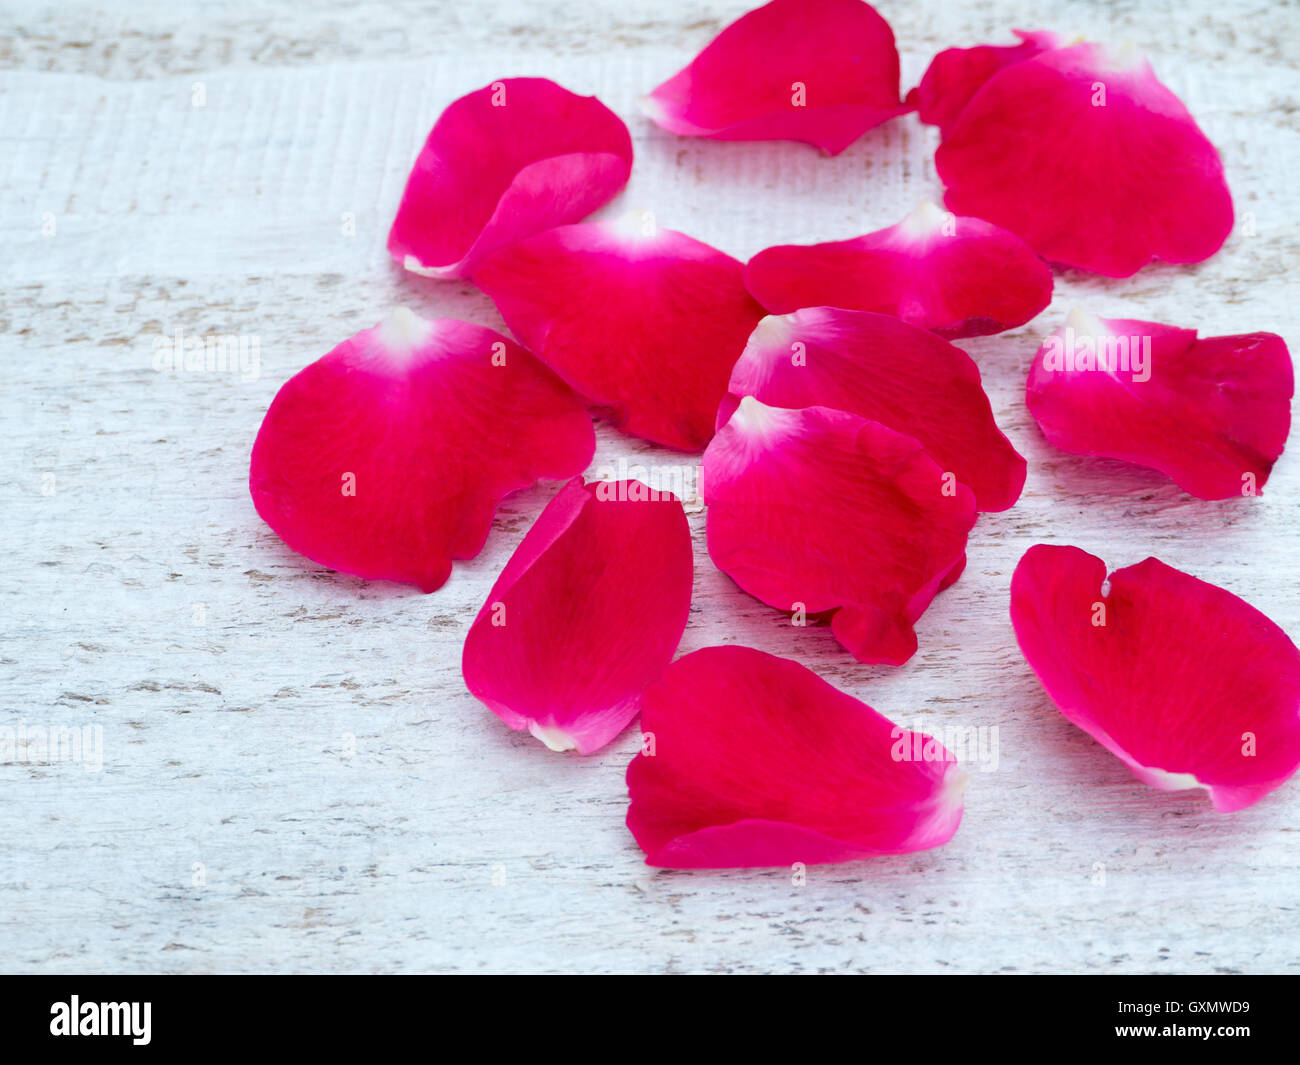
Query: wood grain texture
1,0,1298,974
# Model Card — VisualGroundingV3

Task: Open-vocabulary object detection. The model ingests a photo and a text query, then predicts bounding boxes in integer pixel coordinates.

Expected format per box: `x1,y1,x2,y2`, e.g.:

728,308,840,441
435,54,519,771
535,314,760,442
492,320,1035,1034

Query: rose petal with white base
626,645,966,868
702,397,976,665
1027,308,1292,499
720,307,1026,511
936,42,1233,276
1011,544,1300,812
744,202,1052,339
462,477,692,755
642,0,911,155
250,308,594,592
388,78,632,279
475,214,765,451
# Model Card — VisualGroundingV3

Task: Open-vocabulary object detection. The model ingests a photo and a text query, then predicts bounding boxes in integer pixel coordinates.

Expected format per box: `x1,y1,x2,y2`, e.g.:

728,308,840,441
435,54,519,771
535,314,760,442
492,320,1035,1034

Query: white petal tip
529,724,579,753
900,200,952,239
381,305,433,350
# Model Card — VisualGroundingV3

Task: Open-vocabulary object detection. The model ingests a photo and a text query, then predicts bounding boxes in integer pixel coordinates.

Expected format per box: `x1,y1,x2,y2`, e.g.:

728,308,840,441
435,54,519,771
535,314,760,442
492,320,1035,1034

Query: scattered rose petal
702,397,976,664
626,645,966,868
1011,544,1300,812
474,214,766,451
250,308,594,592
936,41,1233,276
462,477,693,755
641,0,911,156
1026,308,1292,499
743,202,1053,339
911,29,1059,136
388,77,633,279
719,307,1026,511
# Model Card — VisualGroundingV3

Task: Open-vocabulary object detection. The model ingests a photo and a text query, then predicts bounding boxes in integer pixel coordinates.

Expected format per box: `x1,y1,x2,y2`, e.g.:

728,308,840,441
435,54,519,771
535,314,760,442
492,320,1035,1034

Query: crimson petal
1026,309,1292,499
474,216,766,451
912,29,1059,137
388,77,632,279
719,307,1026,511
702,397,976,664
642,0,911,156
936,42,1233,276
250,308,594,592
1011,545,1300,812
462,477,693,754
626,646,966,868
744,202,1053,339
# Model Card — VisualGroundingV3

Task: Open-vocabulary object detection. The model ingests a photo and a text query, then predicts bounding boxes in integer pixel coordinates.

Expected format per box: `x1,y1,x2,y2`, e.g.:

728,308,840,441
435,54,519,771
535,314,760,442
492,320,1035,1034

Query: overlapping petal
462,477,693,754
642,0,911,155
702,398,976,664
249,308,594,592
388,77,633,279
474,216,766,451
911,29,1059,136
1026,309,1292,499
719,307,1026,510
743,203,1053,339
1011,545,1300,811
936,42,1233,276
626,645,966,868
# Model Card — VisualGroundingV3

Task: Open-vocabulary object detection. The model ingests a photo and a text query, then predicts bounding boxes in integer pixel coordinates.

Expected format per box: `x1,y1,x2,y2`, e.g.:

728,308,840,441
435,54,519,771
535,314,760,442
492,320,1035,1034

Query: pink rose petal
719,306,1026,511
911,29,1059,136
703,397,976,665
1011,544,1300,812
936,41,1233,276
642,0,911,155
744,202,1053,339
388,77,632,279
250,308,594,592
626,645,966,868
462,477,693,755
1027,309,1292,499
474,215,766,451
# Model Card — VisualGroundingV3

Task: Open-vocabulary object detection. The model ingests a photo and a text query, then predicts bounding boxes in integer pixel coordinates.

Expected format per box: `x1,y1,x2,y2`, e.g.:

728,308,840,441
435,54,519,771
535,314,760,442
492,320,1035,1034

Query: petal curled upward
388,77,632,279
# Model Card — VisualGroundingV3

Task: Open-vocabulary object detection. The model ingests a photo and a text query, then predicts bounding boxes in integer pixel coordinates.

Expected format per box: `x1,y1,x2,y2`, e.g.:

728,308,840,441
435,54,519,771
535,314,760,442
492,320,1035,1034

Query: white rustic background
2,0,1297,974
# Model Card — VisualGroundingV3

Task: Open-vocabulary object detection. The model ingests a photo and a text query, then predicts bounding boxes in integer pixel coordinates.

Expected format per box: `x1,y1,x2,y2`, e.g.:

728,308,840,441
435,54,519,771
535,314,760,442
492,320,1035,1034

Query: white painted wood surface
2,0,1298,974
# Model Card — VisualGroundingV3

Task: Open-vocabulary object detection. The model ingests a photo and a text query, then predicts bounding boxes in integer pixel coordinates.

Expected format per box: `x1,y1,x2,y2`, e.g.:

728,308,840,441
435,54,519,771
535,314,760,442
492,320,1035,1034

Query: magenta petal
626,646,965,868
462,477,693,754
1011,545,1300,812
642,0,911,155
249,309,595,592
936,42,1233,276
474,217,766,451
387,78,632,279
720,307,1026,511
1027,309,1292,499
744,202,1053,339
913,29,1059,137
702,398,976,664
